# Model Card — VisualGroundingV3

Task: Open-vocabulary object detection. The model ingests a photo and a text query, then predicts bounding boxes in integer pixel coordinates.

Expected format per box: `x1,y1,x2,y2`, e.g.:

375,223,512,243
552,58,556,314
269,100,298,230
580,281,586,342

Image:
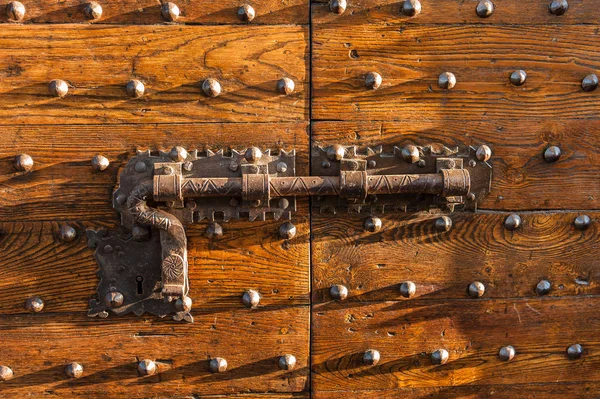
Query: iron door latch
87,144,492,322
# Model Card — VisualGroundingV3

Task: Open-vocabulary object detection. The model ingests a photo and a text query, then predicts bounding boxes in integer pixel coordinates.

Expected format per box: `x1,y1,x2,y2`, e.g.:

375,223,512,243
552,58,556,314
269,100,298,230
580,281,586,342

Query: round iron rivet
245,147,262,163
14,153,34,172
126,79,145,99
431,349,449,365
242,289,261,308
476,145,492,162
49,79,69,98
498,346,515,361
279,198,290,209
104,244,114,253
364,217,382,233
60,225,77,242
161,2,180,21
6,1,25,22
476,0,494,17
367,160,377,168
278,354,297,371
138,359,157,376
504,214,521,231
322,161,331,168
536,279,551,296
329,0,346,14
401,145,420,164
104,291,124,308
0,366,13,382
363,349,381,366
467,192,476,201
163,166,174,175
210,357,228,373
202,78,222,97
91,154,110,172
84,2,102,20
402,0,421,16
238,4,255,22
170,146,188,162
277,162,288,173
132,226,150,241
435,216,452,232
468,281,486,298
279,221,296,239
582,74,599,92
327,144,345,161
574,215,591,231
65,362,84,378
277,77,295,95
549,0,568,15
206,222,223,239
229,162,239,172
175,296,192,312
134,161,147,173
510,70,527,86
567,344,583,360
24,296,44,313
330,284,348,301
399,281,416,299
365,72,382,90
543,146,561,163
183,161,193,171
438,72,456,89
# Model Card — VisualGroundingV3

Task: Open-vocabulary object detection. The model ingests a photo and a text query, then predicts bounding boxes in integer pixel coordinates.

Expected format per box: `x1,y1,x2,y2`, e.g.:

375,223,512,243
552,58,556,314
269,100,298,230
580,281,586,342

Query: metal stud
399,281,416,299
364,217,382,233
134,161,147,173
468,281,485,298
330,284,348,301
498,345,515,361
126,79,145,99
138,359,157,376
202,78,221,97
104,291,124,308
60,225,77,242
238,4,255,22
49,79,69,98
476,145,492,162
401,144,420,164
91,154,110,172
84,2,103,20
363,349,380,366
175,296,192,312
438,72,456,89
431,349,449,365
279,221,296,239
206,222,223,239
6,1,25,22
0,366,13,382
510,70,527,86
435,216,452,232
365,72,382,90
504,214,521,231
549,0,568,15
161,2,180,21
543,146,561,163
25,296,44,313
536,279,551,296
327,144,345,161
132,225,150,241
278,354,297,370
277,162,288,173
277,77,295,95
169,146,187,162
574,215,591,231
245,147,262,163
329,0,346,14
476,0,494,18
65,362,84,379
567,344,583,360
209,357,228,373
401,0,421,17
581,74,599,92
14,153,33,172
242,289,261,308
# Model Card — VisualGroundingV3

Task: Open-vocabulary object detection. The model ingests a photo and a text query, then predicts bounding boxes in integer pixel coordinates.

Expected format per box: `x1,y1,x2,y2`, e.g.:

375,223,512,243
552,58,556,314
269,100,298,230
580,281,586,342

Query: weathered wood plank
312,120,600,210
0,309,309,397
312,25,600,121
0,123,308,221
312,297,600,390
0,25,308,124
1,0,308,25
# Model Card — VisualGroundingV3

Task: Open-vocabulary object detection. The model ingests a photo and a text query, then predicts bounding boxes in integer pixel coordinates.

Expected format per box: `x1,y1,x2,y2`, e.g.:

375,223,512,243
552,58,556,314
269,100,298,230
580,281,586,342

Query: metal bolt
549,0,568,15
183,161,193,171
536,280,551,296
476,145,492,162
329,0,346,14
279,198,290,209
327,144,345,161
399,281,416,299
25,296,44,312
567,344,583,360
49,79,69,98
14,153,33,172
138,359,157,376
91,154,110,172
543,146,561,163
504,214,521,231
277,162,288,173
238,4,255,21
401,0,421,16
582,74,598,92
126,79,145,98
242,289,261,308
0,366,13,382
161,2,180,21
60,225,77,242
435,216,452,232
363,349,380,366
401,145,420,164
245,147,262,163
498,346,515,361
6,1,25,22
364,217,382,233
210,357,228,373
438,72,456,89
277,77,295,95
65,362,84,378
574,215,591,231
510,70,527,86
84,1,102,20
367,160,377,168
206,222,223,239
278,354,297,371
202,78,222,97
468,281,486,298
431,349,449,365
476,0,494,17
104,291,124,308
134,161,147,173
170,146,188,162
279,221,296,239
175,296,192,312
468,159,477,168
330,284,348,301
365,72,382,90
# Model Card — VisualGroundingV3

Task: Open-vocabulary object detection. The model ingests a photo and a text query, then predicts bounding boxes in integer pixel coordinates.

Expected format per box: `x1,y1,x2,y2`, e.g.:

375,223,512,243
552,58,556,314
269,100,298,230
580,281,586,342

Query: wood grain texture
0,309,309,397
312,0,600,25
312,25,600,121
312,120,600,210
0,25,307,124
312,297,600,391
0,0,308,25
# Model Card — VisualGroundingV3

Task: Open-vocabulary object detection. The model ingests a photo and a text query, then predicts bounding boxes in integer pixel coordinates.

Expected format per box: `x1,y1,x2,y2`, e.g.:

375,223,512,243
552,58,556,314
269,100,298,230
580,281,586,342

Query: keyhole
136,276,144,295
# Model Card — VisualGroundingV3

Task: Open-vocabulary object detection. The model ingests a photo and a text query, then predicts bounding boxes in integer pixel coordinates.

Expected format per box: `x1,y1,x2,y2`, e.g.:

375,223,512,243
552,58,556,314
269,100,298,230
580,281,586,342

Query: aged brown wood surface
0,25,308,124
312,25,600,121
